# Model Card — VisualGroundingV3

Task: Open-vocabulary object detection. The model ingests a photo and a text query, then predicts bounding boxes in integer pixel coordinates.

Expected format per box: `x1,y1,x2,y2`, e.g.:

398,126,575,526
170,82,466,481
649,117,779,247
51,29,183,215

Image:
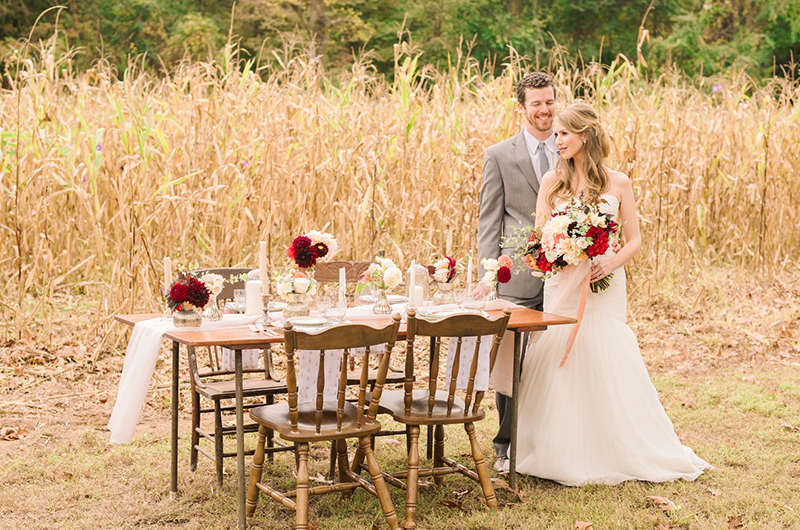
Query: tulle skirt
513,265,711,485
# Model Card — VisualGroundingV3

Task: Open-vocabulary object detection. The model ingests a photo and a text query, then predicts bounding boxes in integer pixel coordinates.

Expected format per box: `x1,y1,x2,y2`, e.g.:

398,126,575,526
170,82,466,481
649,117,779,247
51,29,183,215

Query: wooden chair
188,267,291,485
314,260,407,474
377,308,511,529
246,315,403,530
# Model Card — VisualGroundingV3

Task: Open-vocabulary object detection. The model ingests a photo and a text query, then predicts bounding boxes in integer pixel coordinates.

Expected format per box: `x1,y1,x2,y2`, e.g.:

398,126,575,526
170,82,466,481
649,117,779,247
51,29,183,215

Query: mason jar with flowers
199,273,225,322
479,255,513,301
428,256,458,305
358,257,403,314
167,273,211,327
276,269,318,318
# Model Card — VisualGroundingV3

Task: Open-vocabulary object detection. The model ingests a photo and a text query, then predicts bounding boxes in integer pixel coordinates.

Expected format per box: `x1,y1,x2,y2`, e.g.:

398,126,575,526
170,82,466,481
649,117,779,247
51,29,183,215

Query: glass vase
486,283,498,302
283,293,310,318
372,288,392,315
202,294,222,322
432,282,456,305
174,308,202,327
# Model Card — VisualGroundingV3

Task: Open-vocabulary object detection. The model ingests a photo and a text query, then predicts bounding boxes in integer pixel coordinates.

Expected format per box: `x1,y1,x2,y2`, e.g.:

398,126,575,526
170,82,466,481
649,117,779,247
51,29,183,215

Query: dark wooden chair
188,267,291,485
246,315,403,530
377,308,511,529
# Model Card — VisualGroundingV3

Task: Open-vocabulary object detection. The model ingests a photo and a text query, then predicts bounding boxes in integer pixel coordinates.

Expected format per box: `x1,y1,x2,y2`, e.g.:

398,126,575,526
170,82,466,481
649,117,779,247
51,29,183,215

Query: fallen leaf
371,525,379,530
453,487,472,498
681,399,696,409
658,524,670,530
381,438,402,447
311,473,333,484
308,521,321,530
780,326,793,339
727,515,743,529
53,470,74,481
417,480,436,489
98,393,109,404
741,375,760,384
0,425,28,441
783,424,800,432
707,487,721,496
574,522,593,530
438,500,464,511
646,495,678,511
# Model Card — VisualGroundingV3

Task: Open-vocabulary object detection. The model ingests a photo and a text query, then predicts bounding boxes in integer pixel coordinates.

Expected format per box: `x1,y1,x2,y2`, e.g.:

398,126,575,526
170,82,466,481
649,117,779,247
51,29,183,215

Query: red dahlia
313,242,328,258
288,236,317,268
186,276,210,308
170,283,188,303
497,266,512,283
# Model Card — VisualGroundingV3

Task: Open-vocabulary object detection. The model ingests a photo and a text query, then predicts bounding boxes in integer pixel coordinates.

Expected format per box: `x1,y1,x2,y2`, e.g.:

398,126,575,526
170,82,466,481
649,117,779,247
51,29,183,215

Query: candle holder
257,294,273,327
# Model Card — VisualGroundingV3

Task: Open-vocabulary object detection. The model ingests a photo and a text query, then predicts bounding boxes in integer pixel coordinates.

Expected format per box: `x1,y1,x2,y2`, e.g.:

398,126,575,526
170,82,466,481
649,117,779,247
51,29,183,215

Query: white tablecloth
108,314,259,444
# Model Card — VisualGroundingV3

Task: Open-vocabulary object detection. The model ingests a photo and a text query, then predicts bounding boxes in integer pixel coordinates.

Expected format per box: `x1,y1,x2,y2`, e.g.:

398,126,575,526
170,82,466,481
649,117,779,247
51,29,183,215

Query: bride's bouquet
521,197,618,293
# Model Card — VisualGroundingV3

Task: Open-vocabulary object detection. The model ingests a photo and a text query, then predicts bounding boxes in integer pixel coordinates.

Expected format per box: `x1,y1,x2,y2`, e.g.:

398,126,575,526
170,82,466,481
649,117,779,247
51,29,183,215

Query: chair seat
196,377,287,399
250,401,383,442
346,367,405,385
378,388,485,425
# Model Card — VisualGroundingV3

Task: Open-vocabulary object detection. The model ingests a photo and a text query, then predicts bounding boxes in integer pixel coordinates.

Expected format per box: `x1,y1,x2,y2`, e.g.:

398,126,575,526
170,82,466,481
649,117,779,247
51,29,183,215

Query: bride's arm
522,172,556,268
591,173,641,280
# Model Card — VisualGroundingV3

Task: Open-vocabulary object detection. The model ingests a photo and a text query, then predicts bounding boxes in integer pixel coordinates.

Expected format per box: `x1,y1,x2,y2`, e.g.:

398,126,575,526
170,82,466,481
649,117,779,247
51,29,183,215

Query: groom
477,71,558,471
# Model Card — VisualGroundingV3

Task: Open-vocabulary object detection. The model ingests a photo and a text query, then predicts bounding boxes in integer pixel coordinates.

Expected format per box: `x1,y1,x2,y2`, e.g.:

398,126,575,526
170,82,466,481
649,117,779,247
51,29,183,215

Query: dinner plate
268,301,287,311
225,301,245,312
416,307,485,320
387,295,408,304
287,316,329,326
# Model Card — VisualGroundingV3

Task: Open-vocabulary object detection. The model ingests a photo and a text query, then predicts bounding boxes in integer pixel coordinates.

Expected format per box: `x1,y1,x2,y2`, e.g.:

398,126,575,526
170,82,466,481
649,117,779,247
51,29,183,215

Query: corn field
1,36,798,345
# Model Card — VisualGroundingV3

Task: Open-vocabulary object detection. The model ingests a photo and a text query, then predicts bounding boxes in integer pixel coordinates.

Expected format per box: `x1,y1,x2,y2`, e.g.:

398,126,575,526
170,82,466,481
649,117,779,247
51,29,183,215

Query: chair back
405,308,511,417
314,261,372,284
283,314,402,435
191,267,253,301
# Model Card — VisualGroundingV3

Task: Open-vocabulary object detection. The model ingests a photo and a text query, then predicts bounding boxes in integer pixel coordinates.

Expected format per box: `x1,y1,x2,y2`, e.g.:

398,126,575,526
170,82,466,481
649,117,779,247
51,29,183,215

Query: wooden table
116,307,574,528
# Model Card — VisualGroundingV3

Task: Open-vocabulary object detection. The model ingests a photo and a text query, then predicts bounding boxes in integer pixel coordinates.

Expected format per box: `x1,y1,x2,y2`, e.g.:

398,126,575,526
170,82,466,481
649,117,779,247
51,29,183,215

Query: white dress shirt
523,129,559,183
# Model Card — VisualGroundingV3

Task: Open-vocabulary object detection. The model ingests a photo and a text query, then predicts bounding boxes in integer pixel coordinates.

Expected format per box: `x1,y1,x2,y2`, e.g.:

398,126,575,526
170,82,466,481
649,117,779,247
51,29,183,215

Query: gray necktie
537,142,550,180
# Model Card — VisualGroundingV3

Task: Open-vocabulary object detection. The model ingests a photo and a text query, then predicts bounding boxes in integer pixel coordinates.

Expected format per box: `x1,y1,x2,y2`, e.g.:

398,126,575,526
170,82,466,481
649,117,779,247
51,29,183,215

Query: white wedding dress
513,195,711,485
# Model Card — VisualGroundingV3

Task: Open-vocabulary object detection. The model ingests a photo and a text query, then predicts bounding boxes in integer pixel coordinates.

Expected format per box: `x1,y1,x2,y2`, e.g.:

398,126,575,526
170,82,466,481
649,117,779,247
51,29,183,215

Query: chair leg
214,400,224,487
246,425,268,517
433,424,445,486
350,439,366,476
465,422,497,509
360,436,400,530
266,395,275,463
403,425,420,529
190,388,200,472
336,438,352,498
328,441,337,479
297,443,310,530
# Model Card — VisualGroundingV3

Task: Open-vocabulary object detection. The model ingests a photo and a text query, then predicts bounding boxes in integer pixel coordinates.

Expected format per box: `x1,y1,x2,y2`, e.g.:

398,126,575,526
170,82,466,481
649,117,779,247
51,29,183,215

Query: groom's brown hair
516,72,556,106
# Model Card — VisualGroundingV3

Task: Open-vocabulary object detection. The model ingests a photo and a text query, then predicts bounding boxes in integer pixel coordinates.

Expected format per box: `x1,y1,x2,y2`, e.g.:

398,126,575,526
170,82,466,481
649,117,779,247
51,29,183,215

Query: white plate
287,316,329,326
416,308,484,320
387,295,408,304
225,301,245,312
269,301,287,311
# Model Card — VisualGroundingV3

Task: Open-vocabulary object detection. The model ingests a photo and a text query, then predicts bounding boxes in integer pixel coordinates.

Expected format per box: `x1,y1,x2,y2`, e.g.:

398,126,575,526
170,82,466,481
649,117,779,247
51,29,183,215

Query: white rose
433,269,448,283
481,258,498,272
383,267,402,289
277,281,291,297
481,271,495,284
294,277,310,293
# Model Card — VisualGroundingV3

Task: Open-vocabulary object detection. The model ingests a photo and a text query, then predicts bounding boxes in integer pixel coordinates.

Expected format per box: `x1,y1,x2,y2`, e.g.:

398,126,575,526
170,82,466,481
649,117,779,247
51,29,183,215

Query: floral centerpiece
428,256,458,305
167,272,210,326
275,269,318,318
199,273,225,321
287,230,339,269
522,197,618,293
358,257,403,314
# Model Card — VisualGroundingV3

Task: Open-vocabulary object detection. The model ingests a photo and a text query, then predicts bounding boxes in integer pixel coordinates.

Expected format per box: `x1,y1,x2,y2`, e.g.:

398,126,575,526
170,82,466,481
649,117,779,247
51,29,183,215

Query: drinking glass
355,283,373,306
233,289,246,313
453,287,466,308
326,290,347,323
317,294,332,317
462,287,486,312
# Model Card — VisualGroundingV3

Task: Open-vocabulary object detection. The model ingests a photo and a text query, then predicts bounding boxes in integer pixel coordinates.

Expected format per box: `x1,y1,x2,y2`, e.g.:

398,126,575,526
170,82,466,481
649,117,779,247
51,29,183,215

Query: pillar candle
259,241,267,287
414,286,424,308
466,255,473,290
408,260,416,308
339,267,346,301
163,257,172,293
245,279,263,315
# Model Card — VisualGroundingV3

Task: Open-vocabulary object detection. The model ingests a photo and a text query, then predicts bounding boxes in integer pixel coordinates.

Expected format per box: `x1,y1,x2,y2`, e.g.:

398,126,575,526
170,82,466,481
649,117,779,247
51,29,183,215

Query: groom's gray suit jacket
477,130,544,308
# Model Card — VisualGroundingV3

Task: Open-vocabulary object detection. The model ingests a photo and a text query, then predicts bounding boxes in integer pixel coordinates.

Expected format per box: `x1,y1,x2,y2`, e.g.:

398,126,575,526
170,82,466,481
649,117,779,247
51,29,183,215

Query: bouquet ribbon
542,260,592,368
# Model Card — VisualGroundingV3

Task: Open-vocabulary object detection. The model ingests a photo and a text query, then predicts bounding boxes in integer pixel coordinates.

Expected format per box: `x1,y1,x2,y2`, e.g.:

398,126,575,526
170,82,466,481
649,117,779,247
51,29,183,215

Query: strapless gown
512,195,711,485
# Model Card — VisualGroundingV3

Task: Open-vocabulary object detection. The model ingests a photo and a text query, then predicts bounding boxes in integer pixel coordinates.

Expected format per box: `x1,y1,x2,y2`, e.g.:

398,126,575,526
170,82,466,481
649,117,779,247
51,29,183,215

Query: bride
511,103,711,485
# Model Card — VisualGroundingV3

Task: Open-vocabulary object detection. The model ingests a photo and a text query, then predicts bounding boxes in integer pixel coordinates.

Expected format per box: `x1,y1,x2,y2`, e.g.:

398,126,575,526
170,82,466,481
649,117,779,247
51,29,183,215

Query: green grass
3,367,800,529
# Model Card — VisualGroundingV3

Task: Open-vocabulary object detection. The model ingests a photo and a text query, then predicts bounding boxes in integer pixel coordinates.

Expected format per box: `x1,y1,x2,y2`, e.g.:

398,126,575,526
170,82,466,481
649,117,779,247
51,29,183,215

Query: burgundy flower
497,266,512,283
170,283,188,303
586,226,610,257
313,242,328,258
186,276,210,308
288,236,317,268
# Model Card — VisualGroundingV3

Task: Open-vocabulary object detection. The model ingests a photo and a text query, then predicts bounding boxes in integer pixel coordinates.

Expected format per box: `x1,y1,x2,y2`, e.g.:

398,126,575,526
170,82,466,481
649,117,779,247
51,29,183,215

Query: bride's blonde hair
547,103,611,209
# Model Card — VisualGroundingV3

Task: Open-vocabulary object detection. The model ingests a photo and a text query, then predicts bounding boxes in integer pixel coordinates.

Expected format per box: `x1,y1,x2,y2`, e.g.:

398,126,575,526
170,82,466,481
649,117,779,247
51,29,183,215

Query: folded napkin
108,314,259,444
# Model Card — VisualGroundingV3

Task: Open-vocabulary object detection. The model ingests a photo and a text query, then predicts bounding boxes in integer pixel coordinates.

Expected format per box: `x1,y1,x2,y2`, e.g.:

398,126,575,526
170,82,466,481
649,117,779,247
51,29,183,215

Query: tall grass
1,36,798,345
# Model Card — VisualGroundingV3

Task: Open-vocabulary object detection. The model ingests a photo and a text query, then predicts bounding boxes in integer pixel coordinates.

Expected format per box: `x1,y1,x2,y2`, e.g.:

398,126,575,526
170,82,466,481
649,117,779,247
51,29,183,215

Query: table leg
171,340,179,498
236,349,246,529
509,331,521,490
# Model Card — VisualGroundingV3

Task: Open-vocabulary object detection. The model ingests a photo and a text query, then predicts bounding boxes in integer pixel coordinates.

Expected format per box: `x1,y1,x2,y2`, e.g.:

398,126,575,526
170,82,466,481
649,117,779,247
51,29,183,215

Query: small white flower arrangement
200,273,226,296
275,269,318,298
359,257,403,291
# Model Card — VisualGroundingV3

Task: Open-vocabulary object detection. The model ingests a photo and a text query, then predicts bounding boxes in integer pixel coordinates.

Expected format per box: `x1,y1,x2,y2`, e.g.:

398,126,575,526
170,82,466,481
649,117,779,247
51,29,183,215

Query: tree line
2,0,799,79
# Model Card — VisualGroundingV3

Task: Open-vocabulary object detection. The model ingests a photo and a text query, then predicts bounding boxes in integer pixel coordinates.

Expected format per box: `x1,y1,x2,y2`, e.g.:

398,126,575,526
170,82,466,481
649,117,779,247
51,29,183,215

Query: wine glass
233,289,246,313
355,283,373,306
453,287,466,308
326,290,347,323
317,294,332,318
